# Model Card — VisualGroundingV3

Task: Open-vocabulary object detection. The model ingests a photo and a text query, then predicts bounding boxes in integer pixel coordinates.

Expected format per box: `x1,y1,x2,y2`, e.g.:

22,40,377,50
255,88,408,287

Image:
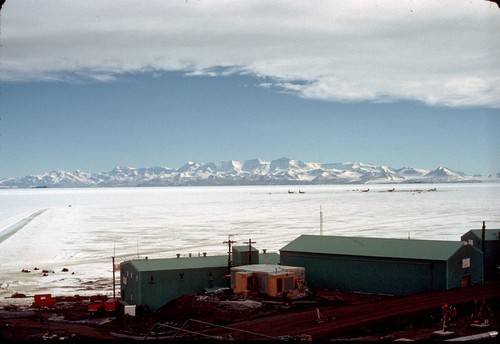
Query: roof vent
176,254,180,258
203,252,207,257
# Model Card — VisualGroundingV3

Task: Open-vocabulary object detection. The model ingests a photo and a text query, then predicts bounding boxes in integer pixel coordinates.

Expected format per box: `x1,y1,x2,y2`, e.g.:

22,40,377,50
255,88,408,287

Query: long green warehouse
280,235,483,296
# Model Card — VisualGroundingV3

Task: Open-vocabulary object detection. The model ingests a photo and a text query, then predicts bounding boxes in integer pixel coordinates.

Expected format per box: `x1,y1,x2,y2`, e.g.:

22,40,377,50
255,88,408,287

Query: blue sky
1,1,499,178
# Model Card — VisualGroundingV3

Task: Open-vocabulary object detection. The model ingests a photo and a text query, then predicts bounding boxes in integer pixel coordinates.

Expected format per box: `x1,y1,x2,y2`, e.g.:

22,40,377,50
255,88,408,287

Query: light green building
461,228,500,280
120,250,279,310
280,235,484,296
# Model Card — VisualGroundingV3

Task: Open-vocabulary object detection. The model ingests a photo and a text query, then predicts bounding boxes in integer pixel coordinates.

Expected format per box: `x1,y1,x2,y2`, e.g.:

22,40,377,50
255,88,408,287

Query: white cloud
1,0,499,108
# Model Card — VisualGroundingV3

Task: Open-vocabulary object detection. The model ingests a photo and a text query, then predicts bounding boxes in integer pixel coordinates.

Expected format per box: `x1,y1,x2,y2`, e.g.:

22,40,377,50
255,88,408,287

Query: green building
120,250,279,310
232,245,260,266
120,255,228,310
280,235,483,296
461,228,500,280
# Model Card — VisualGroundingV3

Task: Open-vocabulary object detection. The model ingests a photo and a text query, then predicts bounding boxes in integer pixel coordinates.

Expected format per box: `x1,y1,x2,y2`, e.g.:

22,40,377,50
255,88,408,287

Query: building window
208,272,213,288
179,272,184,280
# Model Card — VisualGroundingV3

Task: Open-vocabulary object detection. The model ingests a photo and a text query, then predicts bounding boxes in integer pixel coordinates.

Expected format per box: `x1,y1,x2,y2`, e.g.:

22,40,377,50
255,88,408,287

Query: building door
247,276,254,291
277,278,283,293
461,275,471,288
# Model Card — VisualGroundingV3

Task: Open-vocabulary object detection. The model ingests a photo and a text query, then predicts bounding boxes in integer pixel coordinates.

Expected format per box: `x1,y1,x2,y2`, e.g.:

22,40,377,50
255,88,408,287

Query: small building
33,294,55,308
461,227,500,280
120,255,229,310
232,245,260,266
231,264,305,297
280,235,483,296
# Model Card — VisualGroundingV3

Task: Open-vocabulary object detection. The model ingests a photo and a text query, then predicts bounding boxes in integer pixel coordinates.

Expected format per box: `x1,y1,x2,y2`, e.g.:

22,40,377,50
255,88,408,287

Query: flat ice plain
0,183,499,304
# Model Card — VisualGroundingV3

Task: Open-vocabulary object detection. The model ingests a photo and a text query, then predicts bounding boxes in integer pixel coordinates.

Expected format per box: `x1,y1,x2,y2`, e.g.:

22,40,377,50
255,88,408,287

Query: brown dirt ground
1,283,499,342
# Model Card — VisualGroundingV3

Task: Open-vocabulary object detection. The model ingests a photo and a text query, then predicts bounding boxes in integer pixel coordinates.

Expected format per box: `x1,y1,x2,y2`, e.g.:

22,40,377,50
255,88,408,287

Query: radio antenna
320,206,324,236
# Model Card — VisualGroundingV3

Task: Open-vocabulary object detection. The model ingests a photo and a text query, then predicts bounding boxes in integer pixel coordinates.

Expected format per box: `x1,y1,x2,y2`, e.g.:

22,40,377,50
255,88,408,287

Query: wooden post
223,235,236,274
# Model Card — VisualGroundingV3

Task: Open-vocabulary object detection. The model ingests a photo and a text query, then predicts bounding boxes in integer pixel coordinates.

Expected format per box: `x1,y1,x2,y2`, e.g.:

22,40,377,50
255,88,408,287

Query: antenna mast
320,206,324,236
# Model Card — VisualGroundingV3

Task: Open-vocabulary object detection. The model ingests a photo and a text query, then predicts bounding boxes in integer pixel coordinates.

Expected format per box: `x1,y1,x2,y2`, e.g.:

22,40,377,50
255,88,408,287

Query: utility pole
481,221,486,278
223,235,236,274
112,256,116,300
244,238,256,265
112,243,116,300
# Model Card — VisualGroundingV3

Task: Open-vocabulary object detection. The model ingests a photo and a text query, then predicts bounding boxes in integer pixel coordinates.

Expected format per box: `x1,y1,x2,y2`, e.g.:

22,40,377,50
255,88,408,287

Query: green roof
124,252,280,272
127,255,229,272
462,229,500,241
233,245,259,252
280,234,468,261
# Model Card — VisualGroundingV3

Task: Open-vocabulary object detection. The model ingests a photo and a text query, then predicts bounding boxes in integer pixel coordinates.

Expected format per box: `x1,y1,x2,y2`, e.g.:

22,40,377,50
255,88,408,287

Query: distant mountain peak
0,158,488,188
425,166,466,179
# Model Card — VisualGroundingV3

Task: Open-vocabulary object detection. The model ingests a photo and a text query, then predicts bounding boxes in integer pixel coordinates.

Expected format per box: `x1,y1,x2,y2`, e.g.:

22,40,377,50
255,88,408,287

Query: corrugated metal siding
121,259,229,310
138,266,229,310
281,252,446,295
281,236,483,295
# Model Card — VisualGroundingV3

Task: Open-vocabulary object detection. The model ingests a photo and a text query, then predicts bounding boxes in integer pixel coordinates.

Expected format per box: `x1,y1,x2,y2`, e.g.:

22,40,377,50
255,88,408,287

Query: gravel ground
1,283,499,342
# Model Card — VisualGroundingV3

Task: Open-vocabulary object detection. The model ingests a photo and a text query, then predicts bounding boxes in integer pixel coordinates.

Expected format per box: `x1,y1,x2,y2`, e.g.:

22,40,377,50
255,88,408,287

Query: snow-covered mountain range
0,157,495,188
